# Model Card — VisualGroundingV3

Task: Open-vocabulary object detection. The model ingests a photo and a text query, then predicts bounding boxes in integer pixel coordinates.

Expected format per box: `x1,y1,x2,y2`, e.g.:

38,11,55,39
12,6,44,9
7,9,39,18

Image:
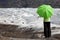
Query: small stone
4,20,6,22
11,21,14,23
22,22,24,24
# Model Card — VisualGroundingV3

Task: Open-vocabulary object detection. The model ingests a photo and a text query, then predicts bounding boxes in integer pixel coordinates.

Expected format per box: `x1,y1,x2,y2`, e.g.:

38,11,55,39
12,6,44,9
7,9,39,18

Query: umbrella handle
44,22,51,38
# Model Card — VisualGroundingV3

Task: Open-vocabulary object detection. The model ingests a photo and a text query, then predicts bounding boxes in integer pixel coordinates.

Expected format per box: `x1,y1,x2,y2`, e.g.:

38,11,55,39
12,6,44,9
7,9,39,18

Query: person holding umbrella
37,4,54,38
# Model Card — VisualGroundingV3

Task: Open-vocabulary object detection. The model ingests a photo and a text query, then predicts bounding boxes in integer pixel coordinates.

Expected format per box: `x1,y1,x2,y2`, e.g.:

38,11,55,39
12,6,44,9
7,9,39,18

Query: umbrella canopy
37,4,54,19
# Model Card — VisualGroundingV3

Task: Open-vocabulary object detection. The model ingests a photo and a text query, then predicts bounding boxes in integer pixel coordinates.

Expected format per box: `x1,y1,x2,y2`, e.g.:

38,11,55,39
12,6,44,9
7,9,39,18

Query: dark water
0,0,8,7
0,0,60,8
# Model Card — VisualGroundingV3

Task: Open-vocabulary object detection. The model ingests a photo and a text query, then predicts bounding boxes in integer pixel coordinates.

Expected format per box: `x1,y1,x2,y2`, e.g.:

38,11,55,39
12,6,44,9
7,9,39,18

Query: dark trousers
44,22,51,38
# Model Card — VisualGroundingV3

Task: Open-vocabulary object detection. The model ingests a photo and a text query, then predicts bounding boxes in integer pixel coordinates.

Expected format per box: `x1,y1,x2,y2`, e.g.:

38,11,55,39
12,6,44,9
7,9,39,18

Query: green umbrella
37,4,54,38
37,5,53,19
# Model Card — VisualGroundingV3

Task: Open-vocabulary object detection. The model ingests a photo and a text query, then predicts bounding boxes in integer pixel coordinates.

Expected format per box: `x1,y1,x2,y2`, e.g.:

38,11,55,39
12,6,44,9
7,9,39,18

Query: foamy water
0,8,60,28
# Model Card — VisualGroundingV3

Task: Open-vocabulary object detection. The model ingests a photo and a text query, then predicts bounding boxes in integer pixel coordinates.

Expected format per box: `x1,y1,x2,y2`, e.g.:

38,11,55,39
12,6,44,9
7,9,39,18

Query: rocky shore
0,23,59,40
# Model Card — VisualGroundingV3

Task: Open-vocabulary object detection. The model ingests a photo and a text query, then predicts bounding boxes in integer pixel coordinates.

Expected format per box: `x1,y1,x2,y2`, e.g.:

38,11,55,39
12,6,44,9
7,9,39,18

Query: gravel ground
0,35,59,40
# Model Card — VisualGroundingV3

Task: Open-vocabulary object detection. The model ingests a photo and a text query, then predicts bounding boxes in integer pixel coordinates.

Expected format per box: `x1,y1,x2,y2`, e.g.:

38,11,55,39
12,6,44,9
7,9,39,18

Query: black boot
44,22,51,38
